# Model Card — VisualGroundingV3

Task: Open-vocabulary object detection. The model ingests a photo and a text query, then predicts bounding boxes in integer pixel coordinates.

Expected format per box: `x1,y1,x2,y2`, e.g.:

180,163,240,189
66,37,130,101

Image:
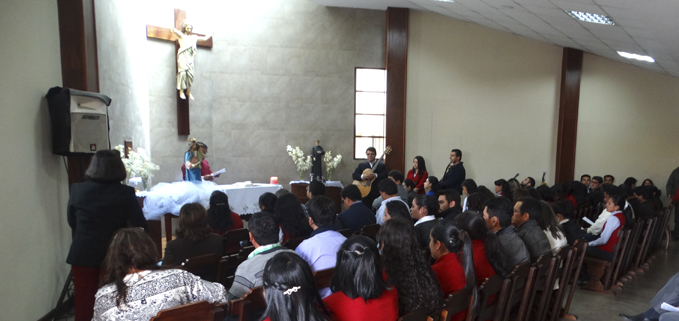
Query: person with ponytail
429,220,476,295
260,252,330,321
207,190,243,235
455,211,512,281
323,236,399,321
537,200,567,254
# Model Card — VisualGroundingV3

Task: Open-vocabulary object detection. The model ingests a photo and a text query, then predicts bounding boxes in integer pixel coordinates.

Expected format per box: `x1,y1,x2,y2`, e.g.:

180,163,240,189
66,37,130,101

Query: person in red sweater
455,211,512,283
586,193,627,260
260,252,330,321
207,191,243,235
323,236,399,321
406,156,429,195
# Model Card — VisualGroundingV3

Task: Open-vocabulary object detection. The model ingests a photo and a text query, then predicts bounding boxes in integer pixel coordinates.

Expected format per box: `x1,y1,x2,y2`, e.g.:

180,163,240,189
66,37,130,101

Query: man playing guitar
352,147,389,210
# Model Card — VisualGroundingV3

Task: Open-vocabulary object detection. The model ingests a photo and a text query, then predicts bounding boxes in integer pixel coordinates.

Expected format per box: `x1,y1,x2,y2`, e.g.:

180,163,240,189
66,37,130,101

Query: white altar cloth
139,181,282,221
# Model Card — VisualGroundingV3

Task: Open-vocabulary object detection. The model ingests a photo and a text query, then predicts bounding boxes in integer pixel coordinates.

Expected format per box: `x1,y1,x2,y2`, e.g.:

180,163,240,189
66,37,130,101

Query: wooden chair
617,220,644,284
223,228,250,255
560,239,587,320
181,253,220,282
525,253,559,321
470,274,511,321
440,287,472,321
150,300,225,321
216,254,247,289
608,227,635,292
239,246,255,259
337,228,353,238
359,224,381,241
500,261,532,321
313,267,335,289
582,229,627,293
398,311,432,321
282,236,307,250
632,217,656,274
548,246,575,321
229,286,266,321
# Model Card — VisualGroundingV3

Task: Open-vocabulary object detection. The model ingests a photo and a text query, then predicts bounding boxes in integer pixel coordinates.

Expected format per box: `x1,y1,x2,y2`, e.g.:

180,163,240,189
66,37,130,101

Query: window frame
353,67,387,160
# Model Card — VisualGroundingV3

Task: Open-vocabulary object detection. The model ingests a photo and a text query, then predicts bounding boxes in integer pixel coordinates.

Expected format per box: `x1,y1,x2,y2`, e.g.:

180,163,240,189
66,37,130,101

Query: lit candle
270,176,278,184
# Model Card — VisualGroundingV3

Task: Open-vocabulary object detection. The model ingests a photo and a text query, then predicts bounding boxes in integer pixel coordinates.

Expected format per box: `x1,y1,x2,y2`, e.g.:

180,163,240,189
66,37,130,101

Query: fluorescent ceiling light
566,11,615,25
617,51,655,63
432,0,454,2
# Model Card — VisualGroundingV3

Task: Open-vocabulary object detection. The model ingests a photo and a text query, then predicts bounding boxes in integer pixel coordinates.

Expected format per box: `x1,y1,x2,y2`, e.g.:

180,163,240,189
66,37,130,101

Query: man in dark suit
439,149,465,194
411,194,439,249
336,185,376,233
352,147,388,209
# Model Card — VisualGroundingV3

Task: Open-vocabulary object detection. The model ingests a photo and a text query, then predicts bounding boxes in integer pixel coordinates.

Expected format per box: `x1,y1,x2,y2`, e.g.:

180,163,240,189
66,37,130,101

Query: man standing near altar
181,142,220,181
352,147,388,210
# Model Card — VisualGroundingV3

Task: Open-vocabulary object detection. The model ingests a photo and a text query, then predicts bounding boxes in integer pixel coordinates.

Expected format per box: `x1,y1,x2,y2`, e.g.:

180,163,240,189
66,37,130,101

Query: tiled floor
568,240,678,321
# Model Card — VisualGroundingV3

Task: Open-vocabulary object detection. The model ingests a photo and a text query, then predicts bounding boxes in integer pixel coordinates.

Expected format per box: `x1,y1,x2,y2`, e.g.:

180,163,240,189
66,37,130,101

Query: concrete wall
97,0,386,187
576,53,679,202
406,10,563,188
0,1,71,319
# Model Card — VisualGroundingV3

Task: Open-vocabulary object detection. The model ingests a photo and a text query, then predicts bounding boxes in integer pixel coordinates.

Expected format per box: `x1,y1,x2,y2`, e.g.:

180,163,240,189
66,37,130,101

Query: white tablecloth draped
139,181,282,221
288,180,344,188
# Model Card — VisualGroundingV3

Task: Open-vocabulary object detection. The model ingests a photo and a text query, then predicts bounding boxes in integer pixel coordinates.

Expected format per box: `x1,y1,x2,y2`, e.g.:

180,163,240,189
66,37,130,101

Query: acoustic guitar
352,146,392,197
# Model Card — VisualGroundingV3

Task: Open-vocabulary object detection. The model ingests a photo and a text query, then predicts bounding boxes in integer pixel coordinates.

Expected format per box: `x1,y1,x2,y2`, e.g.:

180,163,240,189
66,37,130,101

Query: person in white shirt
375,179,409,225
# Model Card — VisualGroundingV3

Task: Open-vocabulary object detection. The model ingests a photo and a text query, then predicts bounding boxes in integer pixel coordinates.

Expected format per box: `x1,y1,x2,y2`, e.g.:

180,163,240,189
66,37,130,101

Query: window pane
356,92,386,114
356,68,386,92
355,115,385,137
355,137,386,159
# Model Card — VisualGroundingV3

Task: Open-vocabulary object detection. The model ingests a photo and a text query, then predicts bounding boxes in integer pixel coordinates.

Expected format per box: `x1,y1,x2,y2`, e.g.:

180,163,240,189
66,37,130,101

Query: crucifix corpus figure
172,22,213,100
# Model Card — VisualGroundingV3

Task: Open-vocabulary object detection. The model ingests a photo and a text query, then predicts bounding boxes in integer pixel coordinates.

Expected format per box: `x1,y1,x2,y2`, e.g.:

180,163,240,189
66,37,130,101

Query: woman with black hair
642,178,654,187
384,201,412,223
461,179,478,211
162,203,223,281
465,193,485,213
377,219,443,315
67,150,148,321
494,179,512,199
406,156,429,195
323,236,399,321
273,193,312,243
455,211,511,281
207,190,243,235
424,176,441,196
93,228,226,321
429,220,476,295
536,185,554,202
261,252,330,321
537,201,567,254
477,185,497,203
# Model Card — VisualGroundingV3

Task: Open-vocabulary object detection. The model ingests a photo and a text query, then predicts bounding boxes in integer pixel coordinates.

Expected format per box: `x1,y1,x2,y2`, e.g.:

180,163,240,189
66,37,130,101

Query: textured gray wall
142,1,387,187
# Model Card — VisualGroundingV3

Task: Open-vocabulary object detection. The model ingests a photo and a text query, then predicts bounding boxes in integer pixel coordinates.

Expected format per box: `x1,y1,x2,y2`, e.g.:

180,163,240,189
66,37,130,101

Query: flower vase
142,177,148,191
299,171,305,180
327,171,333,181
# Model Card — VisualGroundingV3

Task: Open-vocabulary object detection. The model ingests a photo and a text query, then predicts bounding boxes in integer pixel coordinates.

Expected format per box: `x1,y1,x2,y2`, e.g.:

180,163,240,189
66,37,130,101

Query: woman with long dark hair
406,156,429,195
383,201,412,223
537,201,567,253
429,220,476,295
494,179,512,199
323,236,399,321
93,228,226,321
207,190,243,235
273,193,312,243
67,150,148,321
455,211,512,280
261,252,330,321
162,203,223,281
424,176,441,196
377,219,443,315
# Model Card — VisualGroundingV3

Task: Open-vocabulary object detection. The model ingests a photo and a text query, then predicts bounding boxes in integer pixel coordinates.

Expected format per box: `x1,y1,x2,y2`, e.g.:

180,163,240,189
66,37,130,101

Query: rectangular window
354,68,387,159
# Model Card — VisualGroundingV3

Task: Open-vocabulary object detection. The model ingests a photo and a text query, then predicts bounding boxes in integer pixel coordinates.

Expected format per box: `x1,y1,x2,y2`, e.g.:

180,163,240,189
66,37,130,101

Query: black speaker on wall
46,87,112,156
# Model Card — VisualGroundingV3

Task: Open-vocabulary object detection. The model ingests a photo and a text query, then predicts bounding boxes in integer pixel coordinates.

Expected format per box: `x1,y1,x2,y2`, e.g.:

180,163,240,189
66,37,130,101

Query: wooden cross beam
146,8,213,135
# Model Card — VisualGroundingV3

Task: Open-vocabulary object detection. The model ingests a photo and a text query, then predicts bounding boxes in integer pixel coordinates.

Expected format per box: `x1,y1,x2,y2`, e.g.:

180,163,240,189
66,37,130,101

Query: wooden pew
439,287,472,321
359,224,381,241
313,267,335,289
548,245,576,321
223,228,250,255
229,287,266,321
500,262,532,321
470,274,511,321
150,300,225,321
181,253,220,282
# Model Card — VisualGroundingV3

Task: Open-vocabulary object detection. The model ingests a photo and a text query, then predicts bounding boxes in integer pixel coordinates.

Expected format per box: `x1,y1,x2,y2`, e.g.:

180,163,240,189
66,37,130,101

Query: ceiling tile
549,1,606,15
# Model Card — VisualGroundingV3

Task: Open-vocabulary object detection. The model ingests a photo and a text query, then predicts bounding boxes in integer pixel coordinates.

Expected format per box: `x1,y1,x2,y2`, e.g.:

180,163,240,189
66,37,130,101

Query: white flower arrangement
323,151,342,181
114,145,160,190
286,145,312,179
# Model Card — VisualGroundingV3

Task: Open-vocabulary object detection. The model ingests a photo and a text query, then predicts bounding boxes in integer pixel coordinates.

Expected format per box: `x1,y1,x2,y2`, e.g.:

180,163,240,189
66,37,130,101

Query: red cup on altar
270,176,278,184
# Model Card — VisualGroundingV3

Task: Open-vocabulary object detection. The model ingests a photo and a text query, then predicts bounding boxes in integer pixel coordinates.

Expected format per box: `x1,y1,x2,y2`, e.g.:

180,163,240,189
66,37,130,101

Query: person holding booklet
181,141,222,181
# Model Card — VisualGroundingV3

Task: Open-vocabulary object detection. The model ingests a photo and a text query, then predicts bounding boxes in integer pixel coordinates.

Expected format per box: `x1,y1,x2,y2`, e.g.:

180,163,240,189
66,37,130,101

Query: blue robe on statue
184,151,201,182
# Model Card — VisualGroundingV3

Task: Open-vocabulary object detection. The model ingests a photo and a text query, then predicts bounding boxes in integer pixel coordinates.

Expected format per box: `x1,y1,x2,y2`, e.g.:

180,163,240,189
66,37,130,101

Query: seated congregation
71,150,675,321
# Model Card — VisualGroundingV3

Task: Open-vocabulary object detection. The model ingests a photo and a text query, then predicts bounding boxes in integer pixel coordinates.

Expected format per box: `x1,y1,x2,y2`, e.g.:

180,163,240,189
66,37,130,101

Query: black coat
414,218,437,249
66,181,148,268
440,162,465,194
560,219,587,245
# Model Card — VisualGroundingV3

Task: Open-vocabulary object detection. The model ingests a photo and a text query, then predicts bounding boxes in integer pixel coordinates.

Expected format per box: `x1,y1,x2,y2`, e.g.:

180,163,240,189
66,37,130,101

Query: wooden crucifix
146,8,213,135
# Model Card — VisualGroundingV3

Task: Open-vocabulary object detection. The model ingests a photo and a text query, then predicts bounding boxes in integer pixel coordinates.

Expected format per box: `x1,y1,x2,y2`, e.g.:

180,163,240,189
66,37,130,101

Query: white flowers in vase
286,145,312,180
324,151,342,181
114,145,160,190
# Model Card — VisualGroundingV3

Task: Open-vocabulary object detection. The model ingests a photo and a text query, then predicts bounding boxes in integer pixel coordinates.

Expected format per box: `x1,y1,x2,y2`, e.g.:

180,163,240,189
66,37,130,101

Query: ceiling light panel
566,10,616,25
617,51,655,62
